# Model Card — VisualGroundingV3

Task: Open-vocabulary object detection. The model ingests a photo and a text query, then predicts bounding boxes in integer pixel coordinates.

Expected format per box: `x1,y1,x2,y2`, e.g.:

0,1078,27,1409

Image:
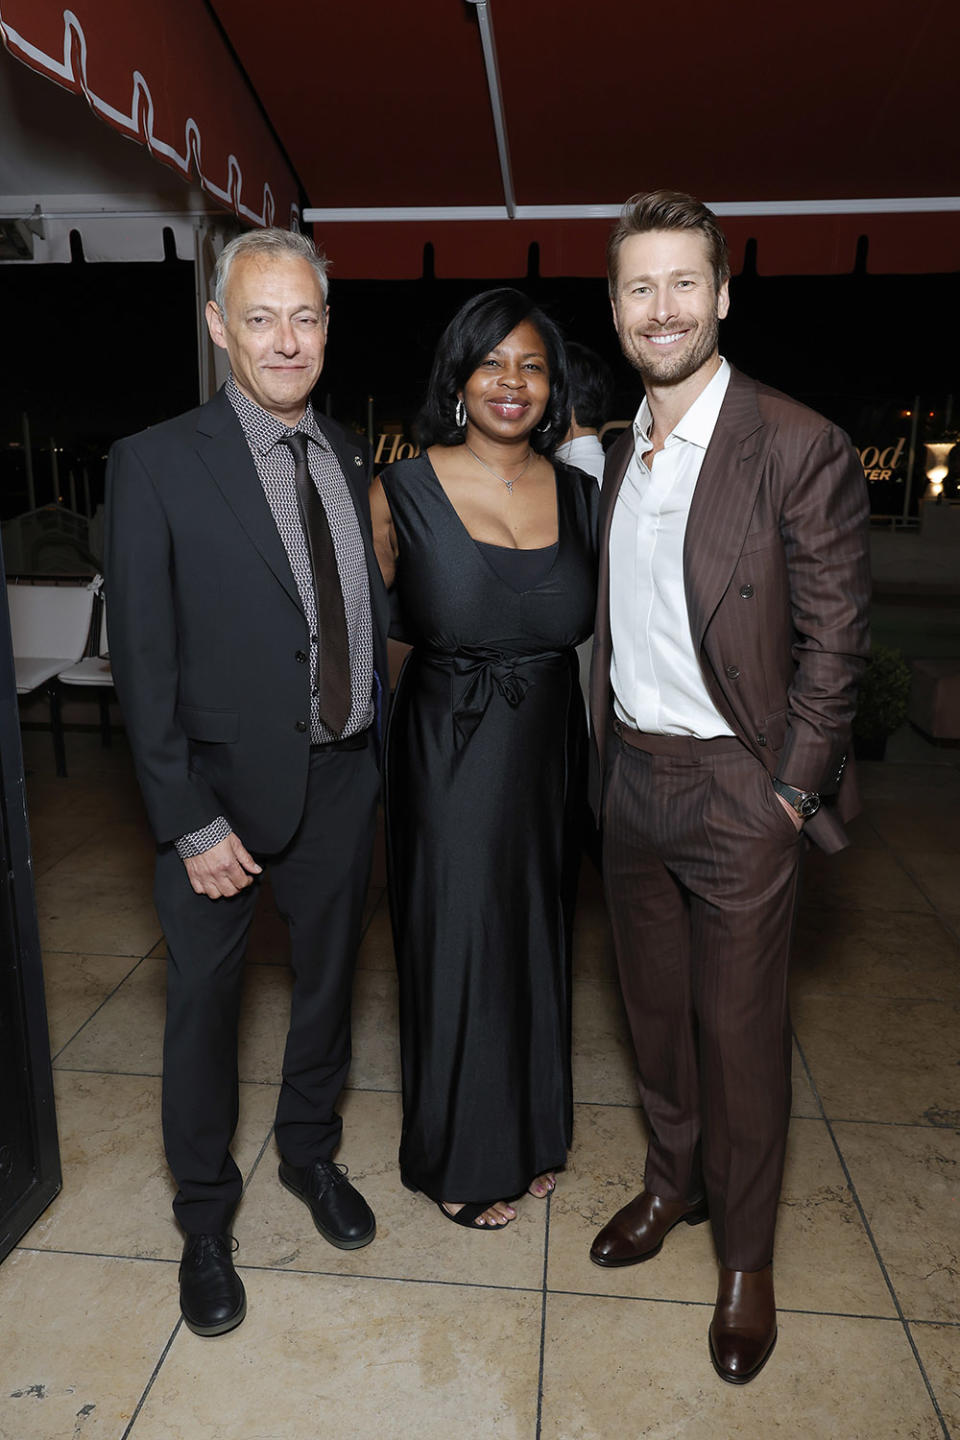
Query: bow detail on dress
424,646,566,747
451,650,530,745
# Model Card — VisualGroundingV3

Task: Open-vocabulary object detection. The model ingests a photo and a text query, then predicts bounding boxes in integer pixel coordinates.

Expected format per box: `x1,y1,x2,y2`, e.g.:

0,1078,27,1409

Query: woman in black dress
370,290,598,1229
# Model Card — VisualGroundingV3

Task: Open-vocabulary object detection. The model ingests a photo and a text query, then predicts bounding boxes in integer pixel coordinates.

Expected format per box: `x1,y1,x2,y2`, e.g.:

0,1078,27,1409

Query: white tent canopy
0,45,231,264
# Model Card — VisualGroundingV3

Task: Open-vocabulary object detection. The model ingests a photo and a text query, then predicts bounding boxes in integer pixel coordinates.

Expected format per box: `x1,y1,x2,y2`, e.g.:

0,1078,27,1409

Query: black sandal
436,1200,513,1230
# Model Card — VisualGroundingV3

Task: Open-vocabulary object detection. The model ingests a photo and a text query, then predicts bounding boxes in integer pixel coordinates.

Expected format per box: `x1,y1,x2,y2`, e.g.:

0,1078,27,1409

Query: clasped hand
183,833,262,898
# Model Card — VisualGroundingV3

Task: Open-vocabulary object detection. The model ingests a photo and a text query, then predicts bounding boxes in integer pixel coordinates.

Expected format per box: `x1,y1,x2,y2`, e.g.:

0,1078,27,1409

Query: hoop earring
535,419,551,434
455,399,467,428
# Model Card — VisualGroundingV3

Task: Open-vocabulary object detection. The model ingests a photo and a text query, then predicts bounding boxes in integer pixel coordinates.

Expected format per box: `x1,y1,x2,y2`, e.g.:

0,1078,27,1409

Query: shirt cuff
175,816,233,859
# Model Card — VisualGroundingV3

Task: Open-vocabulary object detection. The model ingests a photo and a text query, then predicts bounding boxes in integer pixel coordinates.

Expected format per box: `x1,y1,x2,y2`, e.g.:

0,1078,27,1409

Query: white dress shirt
609,359,735,738
555,432,605,484
555,434,605,722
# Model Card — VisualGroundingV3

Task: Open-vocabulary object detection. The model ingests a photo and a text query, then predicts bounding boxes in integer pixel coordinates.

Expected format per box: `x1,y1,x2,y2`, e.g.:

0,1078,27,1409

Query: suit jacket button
725,664,740,678
756,732,767,746
295,650,308,663
739,584,755,599
295,719,308,733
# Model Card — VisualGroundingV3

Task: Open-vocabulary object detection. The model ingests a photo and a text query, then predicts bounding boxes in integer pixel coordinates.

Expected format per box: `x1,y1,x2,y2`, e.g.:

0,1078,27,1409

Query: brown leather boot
708,1264,777,1383
590,1191,709,1267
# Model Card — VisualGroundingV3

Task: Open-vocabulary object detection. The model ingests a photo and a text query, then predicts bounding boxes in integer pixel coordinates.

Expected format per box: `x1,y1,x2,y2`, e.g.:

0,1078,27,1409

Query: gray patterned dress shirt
176,378,374,859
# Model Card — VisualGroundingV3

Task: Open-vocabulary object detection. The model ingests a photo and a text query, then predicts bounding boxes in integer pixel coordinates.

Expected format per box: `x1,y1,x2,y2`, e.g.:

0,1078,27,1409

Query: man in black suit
106,228,389,1336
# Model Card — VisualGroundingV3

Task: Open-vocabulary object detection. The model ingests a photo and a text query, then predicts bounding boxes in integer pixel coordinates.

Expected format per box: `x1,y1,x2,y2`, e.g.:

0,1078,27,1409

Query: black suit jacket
105,386,389,853
590,366,872,854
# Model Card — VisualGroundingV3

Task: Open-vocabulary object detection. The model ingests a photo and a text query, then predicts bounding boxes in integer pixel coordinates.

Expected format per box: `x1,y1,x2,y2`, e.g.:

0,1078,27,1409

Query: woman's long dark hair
417,288,569,453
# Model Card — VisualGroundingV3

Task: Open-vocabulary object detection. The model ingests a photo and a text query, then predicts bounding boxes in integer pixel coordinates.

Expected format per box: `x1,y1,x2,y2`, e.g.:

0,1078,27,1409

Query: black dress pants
154,742,380,1234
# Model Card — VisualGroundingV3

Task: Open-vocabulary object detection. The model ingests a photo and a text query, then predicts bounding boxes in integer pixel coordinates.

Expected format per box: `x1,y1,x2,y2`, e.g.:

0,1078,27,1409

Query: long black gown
381,452,599,1203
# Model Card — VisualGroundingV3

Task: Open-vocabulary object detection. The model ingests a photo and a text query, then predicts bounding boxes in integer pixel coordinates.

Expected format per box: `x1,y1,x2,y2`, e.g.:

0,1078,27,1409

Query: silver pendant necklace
465,443,533,495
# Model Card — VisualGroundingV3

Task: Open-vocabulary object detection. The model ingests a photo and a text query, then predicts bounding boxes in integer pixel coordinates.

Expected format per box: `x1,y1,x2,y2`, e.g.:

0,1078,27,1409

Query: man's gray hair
213,228,329,317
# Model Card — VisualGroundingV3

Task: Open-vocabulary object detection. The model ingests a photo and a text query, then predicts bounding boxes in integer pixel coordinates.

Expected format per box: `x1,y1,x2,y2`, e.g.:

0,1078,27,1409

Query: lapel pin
354,456,362,467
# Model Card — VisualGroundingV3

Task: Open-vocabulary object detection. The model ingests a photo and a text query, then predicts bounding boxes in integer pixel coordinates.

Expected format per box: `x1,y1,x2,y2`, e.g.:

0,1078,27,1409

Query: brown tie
280,431,352,736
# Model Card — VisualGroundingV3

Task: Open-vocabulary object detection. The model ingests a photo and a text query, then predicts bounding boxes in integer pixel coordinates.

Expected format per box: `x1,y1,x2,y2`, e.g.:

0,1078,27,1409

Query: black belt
310,727,370,753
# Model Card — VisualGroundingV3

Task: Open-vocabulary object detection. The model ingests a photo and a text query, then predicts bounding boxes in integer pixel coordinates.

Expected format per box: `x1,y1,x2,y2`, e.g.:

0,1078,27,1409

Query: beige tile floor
2,728,959,1440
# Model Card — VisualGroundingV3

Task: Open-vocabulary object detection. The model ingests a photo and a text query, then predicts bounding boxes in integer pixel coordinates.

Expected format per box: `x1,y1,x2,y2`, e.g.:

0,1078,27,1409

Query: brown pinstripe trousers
602,728,802,1271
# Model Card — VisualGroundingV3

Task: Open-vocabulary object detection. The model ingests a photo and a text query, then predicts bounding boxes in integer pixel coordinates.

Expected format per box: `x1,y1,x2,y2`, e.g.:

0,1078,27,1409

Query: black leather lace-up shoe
278,1158,376,1249
178,1233,246,1337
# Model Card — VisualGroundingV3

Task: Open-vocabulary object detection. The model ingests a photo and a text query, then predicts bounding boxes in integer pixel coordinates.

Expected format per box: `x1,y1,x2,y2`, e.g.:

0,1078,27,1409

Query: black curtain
0,543,61,1262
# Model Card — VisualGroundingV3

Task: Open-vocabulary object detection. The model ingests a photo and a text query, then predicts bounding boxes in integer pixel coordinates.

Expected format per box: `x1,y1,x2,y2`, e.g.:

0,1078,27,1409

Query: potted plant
853,645,912,760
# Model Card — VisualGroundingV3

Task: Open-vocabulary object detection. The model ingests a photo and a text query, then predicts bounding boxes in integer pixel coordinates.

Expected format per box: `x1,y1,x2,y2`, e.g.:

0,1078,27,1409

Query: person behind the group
588,190,871,1381
554,341,617,735
105,228,389,1335
554,341,616,484
370,289,598,1229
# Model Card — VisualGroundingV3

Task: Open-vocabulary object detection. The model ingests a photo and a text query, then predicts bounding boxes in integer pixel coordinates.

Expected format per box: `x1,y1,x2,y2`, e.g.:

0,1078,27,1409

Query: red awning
212,0,960,277
0,0,300,229
4,0,959,278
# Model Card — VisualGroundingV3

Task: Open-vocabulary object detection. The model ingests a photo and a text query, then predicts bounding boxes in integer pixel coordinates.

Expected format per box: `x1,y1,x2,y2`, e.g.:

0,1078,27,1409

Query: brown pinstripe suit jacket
589,365,872,854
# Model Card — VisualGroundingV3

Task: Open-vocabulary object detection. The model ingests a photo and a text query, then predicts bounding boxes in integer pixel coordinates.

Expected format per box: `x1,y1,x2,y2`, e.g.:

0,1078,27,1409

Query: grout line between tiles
792,1030,953,1440
239,1118,280,1202
13,1242,548,1296
358,887,387,941
19,1242,955,1328
564,1098,952,1130
846,812,960,950
49,954,152,1063
784,1113,960,1137
15,1245,180,1266
799,905,939,922
40,942,163,957
219,1264,546,1295
895,854,960,950
793,990,960,1004
342,1083,402,1095
47,1066,406,1094
538,1288,916,1321
52,1064,164,1079
797,1114,960,1131
120,1318,183,1440
31,829,92,878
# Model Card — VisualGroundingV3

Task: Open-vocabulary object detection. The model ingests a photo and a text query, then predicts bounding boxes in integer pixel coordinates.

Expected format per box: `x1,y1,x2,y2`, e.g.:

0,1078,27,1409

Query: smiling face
611,229,729,389
205,252,328,424
460,320,551,446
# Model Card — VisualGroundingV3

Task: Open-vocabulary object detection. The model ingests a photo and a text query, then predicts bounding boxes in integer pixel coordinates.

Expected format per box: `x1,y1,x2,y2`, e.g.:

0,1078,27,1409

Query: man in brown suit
589,191,871,1383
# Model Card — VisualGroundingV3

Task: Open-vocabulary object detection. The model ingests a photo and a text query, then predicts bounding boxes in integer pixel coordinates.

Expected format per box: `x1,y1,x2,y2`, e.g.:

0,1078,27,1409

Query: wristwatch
772,778,821,819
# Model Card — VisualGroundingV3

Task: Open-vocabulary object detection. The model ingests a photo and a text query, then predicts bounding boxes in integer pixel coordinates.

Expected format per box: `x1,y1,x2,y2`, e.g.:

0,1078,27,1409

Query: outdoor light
924,442,955,499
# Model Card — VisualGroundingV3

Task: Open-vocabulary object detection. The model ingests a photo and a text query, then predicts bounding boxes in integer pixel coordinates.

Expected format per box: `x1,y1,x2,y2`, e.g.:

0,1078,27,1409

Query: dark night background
2,247,958,523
